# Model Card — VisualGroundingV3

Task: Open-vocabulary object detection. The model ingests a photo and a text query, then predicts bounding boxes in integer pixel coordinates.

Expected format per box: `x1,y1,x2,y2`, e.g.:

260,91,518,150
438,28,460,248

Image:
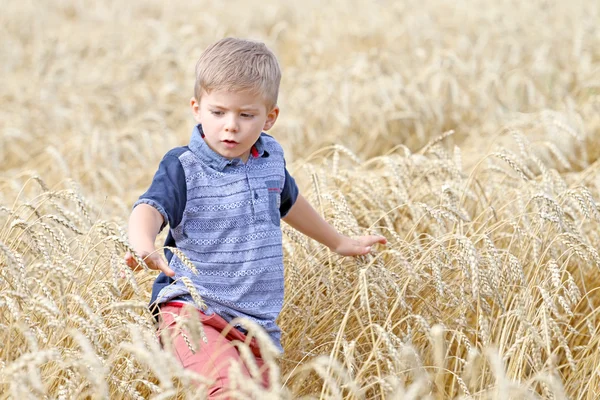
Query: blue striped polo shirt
135,124,298,352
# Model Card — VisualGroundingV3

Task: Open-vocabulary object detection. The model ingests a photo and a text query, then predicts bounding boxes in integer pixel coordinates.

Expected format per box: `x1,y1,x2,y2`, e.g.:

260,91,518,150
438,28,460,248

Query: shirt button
254,192,259,199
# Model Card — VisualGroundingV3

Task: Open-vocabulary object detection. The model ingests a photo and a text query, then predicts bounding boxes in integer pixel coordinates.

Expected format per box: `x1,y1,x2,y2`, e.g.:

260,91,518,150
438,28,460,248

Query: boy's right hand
124,250,176,277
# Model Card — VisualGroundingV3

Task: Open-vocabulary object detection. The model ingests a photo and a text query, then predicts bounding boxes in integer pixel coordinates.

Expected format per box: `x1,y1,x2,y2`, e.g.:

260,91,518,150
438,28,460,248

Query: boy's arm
282,194,386,256
124,149,187,277
125,204,175,276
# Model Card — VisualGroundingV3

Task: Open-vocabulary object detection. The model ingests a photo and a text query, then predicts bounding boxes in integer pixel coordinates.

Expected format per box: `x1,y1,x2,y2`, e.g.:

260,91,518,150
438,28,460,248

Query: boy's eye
210,111,223,116
241,113,254,118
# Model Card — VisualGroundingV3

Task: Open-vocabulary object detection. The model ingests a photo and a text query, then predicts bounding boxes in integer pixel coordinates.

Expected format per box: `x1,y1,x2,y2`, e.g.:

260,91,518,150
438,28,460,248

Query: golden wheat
1,0,600,398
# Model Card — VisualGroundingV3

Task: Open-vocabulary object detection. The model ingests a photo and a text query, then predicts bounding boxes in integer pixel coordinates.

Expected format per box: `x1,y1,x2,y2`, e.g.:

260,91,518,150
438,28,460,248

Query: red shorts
157,302,270,397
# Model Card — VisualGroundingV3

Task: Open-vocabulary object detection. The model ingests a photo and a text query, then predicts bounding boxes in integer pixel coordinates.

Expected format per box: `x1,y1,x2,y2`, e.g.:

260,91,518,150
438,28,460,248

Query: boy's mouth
222,139,239,148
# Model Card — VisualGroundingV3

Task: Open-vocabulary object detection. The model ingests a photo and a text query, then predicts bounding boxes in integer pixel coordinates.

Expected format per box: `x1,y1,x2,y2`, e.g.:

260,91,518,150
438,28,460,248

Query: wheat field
1,0,600,398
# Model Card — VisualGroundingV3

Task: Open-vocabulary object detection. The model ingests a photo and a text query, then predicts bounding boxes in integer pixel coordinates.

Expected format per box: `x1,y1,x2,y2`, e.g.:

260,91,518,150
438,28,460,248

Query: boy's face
190,89,279,162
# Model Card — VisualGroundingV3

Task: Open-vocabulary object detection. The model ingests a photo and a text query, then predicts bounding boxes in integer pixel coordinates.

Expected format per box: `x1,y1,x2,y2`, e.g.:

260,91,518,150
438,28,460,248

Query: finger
358,235,387,247
147,254,176,277
124,253,138,270
159,261,176,277
368,235,387,245
352,243,371,255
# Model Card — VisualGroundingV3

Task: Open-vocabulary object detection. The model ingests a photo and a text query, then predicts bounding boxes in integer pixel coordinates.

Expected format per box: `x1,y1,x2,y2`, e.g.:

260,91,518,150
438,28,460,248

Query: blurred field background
1,0,600,398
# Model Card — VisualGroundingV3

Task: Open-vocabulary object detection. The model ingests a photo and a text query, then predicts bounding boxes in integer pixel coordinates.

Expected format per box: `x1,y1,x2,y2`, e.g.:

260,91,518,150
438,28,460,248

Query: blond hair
194,38,281,110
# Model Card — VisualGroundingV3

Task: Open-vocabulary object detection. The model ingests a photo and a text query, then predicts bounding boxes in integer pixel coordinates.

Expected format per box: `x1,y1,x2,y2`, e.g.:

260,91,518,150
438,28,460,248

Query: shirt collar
188,124,268,171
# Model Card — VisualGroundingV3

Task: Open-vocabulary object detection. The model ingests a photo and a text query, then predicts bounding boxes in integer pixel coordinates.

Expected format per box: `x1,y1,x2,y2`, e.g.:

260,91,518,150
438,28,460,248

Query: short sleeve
133,147,188,231
280,164,299,218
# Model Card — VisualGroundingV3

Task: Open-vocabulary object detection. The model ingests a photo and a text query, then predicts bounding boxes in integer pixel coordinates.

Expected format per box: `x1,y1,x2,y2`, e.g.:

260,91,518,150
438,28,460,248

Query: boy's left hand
332,235,387,256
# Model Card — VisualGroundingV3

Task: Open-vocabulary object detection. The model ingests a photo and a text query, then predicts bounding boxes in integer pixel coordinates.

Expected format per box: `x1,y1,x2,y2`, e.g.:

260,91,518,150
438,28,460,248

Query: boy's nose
224,117,238,132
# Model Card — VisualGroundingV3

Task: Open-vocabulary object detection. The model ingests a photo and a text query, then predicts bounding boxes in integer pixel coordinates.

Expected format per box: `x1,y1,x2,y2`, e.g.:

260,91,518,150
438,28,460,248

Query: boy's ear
263,106,279,131
190,97,202,123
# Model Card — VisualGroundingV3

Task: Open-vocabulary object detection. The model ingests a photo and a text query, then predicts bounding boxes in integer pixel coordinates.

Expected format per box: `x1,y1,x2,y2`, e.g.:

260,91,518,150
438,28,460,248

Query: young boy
125,38,386,395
